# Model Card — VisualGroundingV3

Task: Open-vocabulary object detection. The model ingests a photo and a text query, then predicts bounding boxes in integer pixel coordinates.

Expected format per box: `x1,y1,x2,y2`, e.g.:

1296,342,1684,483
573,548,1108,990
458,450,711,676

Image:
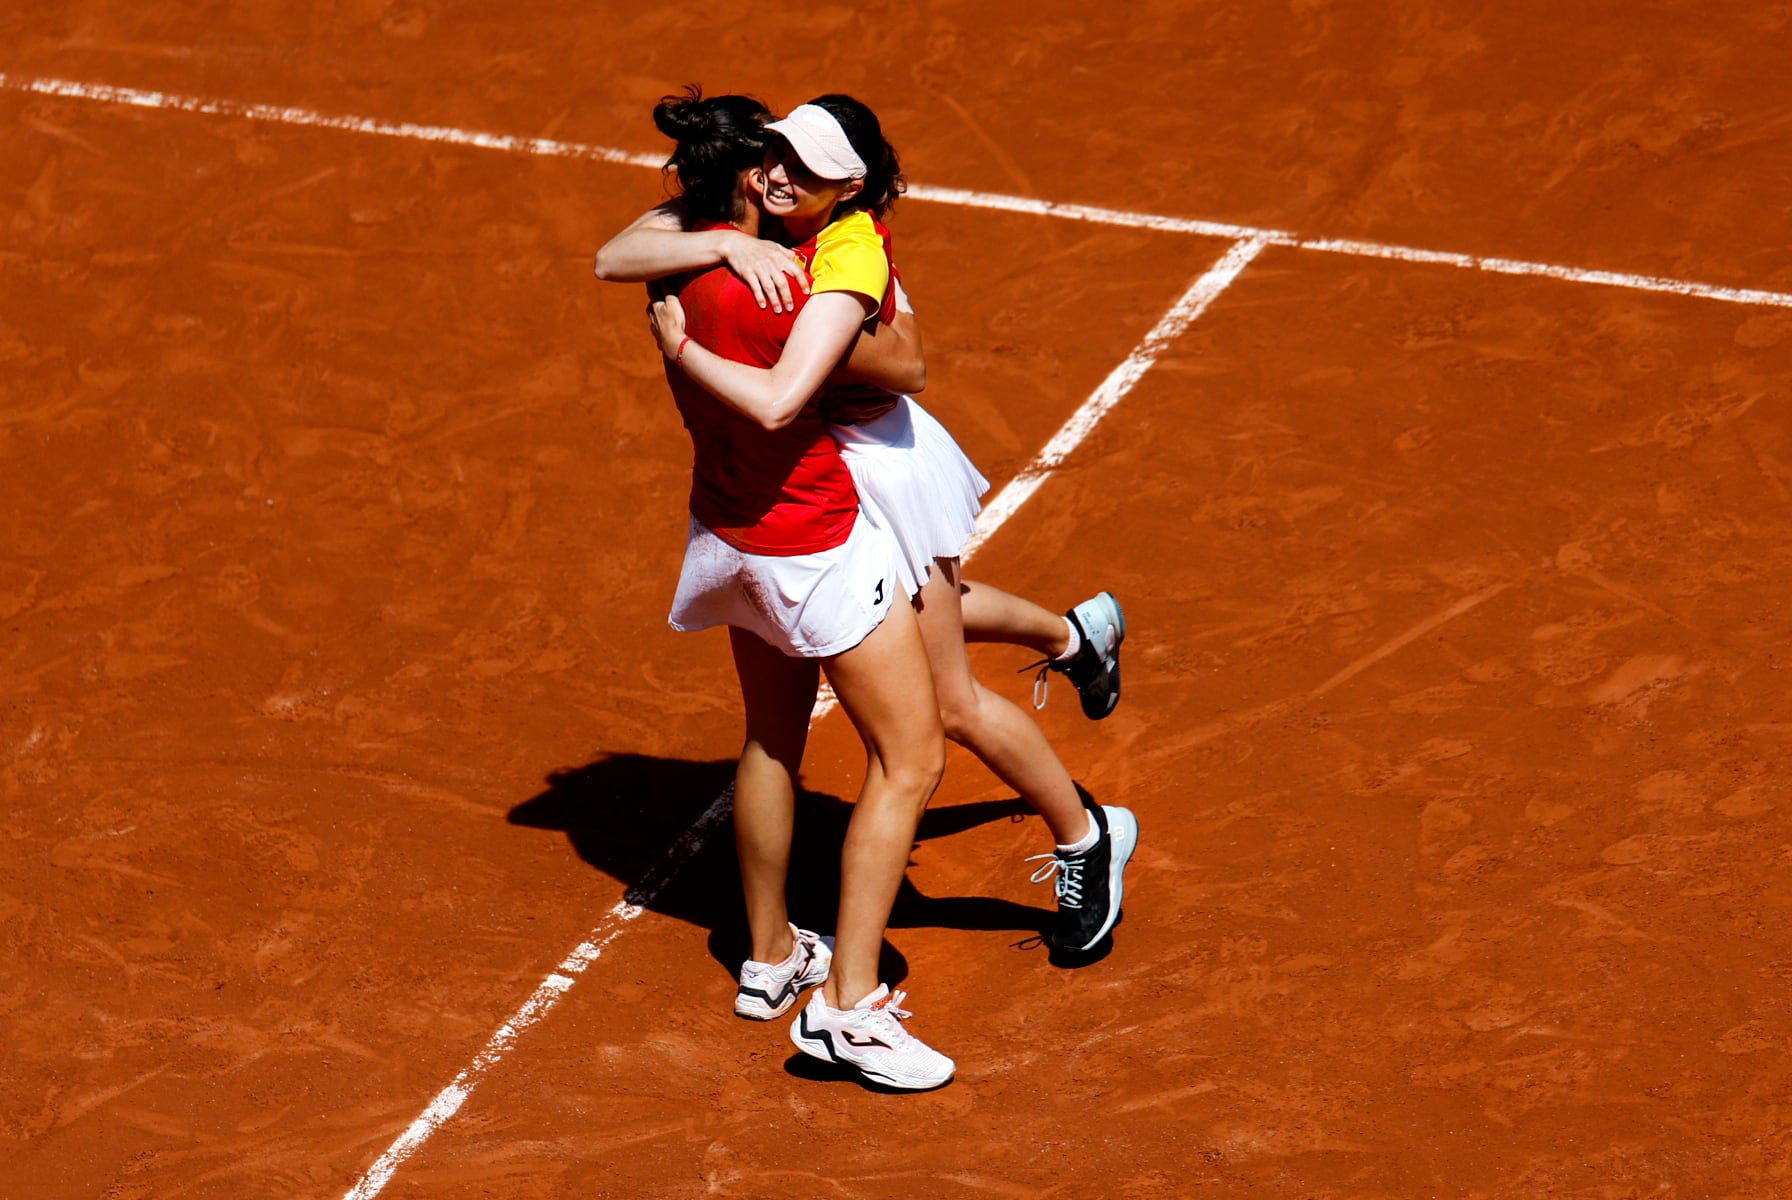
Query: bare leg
820,599,945,1010
916,559,1089,846
728,627,820,965
959,578,1069,657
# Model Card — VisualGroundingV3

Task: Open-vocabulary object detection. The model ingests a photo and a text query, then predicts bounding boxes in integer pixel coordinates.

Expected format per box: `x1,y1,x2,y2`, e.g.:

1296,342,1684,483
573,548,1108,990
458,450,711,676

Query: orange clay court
4,3,1792,1197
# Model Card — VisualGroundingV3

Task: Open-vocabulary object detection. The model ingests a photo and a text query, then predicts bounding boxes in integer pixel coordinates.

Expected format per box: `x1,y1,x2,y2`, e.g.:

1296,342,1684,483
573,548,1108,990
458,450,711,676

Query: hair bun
650,89,771,225
654,87,715,142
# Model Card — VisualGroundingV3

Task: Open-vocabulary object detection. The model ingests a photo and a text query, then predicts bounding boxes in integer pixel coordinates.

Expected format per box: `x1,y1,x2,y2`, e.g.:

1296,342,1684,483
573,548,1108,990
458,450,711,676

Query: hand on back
720,231,809,314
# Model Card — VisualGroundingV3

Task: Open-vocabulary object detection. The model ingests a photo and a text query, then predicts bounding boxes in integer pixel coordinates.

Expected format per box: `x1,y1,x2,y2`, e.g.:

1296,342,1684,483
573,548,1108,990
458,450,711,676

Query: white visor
764,104,867,181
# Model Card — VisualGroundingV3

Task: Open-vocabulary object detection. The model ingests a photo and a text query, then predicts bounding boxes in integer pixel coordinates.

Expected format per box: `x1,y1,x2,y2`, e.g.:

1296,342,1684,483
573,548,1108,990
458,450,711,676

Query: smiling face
757,139,863,235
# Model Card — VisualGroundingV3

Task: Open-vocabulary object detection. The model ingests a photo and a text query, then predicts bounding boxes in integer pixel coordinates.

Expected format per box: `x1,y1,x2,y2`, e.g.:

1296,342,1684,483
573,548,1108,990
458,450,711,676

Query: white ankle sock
1053,617,1081,663
1057,812,1100,856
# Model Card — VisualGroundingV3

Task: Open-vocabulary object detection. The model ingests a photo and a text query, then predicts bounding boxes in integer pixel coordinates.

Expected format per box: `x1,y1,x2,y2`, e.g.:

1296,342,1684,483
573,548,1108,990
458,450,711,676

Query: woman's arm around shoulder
594,201,808,313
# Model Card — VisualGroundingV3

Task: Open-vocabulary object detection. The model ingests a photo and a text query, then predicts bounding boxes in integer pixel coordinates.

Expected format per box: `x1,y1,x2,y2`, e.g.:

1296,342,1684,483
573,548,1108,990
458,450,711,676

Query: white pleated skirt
833,397,991,598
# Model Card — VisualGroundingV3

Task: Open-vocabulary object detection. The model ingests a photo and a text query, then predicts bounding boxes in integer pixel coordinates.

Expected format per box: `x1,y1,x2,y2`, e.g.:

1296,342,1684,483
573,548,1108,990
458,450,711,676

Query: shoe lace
875,988,914,1022
1027,852,1084,909
1019,659,1053,710
864,989,916,1046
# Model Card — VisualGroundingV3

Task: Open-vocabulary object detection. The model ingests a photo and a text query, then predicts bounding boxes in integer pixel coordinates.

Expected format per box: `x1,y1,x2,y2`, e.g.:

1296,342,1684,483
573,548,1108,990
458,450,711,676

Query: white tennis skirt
667,510,901,658
833,397,991,598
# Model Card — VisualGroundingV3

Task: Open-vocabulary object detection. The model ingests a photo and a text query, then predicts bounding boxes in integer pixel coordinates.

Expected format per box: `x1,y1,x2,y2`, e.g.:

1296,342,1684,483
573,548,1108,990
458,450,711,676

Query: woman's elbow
593,248,643,282
755,394,809,432
903,364,927,395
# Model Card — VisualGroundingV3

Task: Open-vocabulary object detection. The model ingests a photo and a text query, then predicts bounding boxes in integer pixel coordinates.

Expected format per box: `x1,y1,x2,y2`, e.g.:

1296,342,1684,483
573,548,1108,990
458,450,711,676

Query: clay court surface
6,3,1792,1197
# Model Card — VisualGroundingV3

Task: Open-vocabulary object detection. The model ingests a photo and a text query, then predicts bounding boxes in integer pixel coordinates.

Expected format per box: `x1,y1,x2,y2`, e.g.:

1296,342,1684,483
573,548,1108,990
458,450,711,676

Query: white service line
340,244,1258,1196
5,71,1792,309
962,236,1267,558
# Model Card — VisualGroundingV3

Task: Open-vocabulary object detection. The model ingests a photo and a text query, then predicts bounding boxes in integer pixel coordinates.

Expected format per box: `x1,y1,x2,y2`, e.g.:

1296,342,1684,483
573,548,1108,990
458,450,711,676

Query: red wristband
675,335,692,365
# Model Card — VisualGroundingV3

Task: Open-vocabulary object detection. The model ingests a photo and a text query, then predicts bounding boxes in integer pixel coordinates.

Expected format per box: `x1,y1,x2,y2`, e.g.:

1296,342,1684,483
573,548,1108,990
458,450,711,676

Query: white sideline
5,72,1792,309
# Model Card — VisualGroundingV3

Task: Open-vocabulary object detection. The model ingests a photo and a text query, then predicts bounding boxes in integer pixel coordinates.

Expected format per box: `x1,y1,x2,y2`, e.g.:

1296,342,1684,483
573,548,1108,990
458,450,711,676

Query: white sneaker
789,984,955,1090
734,925,832,1020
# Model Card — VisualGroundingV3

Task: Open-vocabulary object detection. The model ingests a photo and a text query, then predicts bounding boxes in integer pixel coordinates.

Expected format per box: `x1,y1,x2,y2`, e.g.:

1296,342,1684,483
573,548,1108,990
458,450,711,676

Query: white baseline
4,72,1792,310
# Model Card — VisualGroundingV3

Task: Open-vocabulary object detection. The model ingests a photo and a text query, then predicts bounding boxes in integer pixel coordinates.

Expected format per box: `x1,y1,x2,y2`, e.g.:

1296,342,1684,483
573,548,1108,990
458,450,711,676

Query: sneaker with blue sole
1029,592,1125,720
1029,802,1139,953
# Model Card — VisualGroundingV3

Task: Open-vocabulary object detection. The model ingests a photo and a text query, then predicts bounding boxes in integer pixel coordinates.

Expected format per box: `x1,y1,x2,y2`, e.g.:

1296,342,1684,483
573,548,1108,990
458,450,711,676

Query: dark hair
806,94,904,219
652,86,772,225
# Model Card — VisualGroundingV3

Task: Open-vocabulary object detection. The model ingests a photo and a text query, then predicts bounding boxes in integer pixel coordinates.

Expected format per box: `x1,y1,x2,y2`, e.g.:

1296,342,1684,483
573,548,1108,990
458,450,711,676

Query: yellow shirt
803,210,889,312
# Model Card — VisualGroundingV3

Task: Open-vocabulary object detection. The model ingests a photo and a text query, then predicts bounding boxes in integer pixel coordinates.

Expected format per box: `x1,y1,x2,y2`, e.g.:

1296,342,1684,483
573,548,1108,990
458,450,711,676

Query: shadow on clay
506,751,1051,982
782,1052,954,1094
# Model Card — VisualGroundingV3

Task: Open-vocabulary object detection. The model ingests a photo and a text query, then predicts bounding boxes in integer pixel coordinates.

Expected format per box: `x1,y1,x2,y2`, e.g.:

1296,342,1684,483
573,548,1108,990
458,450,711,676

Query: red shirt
664,230,858,556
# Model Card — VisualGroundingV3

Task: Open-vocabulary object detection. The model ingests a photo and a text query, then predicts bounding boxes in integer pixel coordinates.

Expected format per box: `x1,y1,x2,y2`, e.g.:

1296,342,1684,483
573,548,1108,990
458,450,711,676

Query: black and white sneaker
789,984,955,1090
734,925,832,1020
1029,592,1126,719
1028,803,1139,952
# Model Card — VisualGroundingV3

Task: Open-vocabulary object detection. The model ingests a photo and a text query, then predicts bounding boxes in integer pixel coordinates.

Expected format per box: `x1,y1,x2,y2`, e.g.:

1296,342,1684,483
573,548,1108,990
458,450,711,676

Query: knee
923,742,946,792
936,694,983,747
739,735,803,779
936,680,999,749
931,677,989,752
886,741,946,807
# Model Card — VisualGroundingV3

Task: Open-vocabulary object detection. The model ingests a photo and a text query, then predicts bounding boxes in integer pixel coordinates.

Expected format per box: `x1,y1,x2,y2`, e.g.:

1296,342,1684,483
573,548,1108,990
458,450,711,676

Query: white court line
962,236,1267,557
0,72,665,168
341,240,1263,1195
5,71,1792,310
